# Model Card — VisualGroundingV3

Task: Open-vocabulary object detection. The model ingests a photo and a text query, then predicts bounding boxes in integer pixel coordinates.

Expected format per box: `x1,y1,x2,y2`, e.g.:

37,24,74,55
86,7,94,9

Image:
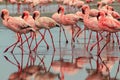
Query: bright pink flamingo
52,12,68,43
81,5,103,52
97,11,120,56
1,9,35,53
32,11,60,51
21,11,49,49
58,5,81,43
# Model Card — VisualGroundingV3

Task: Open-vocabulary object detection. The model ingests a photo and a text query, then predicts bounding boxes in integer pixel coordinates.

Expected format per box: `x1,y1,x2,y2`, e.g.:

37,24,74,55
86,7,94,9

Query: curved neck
83,8,90,22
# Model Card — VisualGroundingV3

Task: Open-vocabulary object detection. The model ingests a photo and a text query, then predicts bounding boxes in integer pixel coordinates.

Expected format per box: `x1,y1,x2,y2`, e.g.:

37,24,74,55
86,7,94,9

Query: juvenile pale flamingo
1,9,35,53
21,11,49,49
58,5,81,43
33,11,60,51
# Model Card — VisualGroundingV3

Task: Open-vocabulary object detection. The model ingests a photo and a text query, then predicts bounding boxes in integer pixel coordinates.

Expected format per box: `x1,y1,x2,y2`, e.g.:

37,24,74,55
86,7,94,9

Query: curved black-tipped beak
33,13,36,20
97,12,100,20
82,8,85,14
21,13,25,19
97,4,100,7
1,12,4,20
57,7,61,14
112,8,114,11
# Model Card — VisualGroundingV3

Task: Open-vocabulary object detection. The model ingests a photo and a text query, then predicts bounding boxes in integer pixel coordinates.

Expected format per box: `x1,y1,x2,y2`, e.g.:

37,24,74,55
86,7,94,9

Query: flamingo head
1,9,9,20
107,5,114,11
97,2,102,8
97,11,107,20
57,5,64,14
22,11,29,19
33,11,40,20
81,5,89,14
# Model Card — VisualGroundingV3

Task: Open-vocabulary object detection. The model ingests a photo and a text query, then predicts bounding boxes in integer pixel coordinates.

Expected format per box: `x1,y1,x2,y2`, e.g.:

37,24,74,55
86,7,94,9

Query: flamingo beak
33,13,36,20
97,4,100,7
57,8,61,13
1,12,4,20
82,8,85,14
21,13,25,19
97,12,100,20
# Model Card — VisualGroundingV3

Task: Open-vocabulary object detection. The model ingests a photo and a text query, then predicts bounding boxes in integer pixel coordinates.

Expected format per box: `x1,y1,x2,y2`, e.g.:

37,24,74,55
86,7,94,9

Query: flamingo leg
4,33,20,53
24,34,31,52
29,32,34,47
38,30,49,49
96,32,100,53
97,33,111,56
61,25,68,43
48,29,56,51
90,33,103,52
115,33,120,45
86,31,92,51
71,26,75,43
59,26,62,44
73,24,81,39
18,33,32,47
115,60,120,79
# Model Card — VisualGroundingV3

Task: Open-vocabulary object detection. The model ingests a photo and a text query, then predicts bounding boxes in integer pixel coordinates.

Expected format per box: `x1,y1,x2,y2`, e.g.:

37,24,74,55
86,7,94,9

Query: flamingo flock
1,0,120,56
0,0,120,80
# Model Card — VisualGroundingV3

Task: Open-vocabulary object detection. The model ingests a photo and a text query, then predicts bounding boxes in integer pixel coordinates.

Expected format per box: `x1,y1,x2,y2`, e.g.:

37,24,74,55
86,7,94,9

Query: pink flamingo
97,11,120,56
52,12,68,43
58,5,81,43
32,11,60,51
1,9,35,53
81,5,103,52
21,11,49,49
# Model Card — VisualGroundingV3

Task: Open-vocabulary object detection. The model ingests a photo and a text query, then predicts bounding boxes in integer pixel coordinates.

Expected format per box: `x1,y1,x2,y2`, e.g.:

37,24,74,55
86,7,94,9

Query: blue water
0,4,120,80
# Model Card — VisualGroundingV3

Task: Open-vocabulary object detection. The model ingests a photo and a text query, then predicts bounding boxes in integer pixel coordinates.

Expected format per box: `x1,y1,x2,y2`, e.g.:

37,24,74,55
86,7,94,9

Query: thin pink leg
61,25,68,43
48,29,56,51
73,24,81,39
24,34,31,52
90,33,103,52
97,33,111,56
18,33,32,47
4,56,21,71
40,30,49,49
115,33,120,45
86,31,92,51
33,30,48,52
59,26,62,43
96,32,100,53
29,32,34,47
4,33,20,53
115,60,120,79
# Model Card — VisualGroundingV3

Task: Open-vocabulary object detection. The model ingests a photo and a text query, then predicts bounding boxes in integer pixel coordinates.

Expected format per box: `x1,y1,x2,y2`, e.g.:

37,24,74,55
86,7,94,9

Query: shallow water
0,3,120,80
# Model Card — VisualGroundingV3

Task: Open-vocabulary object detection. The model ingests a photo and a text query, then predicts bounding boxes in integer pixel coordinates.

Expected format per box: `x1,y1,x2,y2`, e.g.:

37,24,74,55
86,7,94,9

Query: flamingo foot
10,50,14,53
47,46,49,50
66,40,68,44
4,48,9,53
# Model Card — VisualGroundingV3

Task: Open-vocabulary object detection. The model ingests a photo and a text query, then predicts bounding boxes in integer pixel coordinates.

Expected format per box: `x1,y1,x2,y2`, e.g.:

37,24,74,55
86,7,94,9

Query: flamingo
1,9,35,53
96,11,120,56
21,11,49,49
58,5,81,43
32,11,60,51
81,5,103,52
52,12,68,43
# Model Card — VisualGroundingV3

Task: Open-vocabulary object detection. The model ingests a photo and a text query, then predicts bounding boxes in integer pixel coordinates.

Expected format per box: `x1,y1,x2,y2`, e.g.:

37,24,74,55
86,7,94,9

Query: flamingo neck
84,8,90,22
